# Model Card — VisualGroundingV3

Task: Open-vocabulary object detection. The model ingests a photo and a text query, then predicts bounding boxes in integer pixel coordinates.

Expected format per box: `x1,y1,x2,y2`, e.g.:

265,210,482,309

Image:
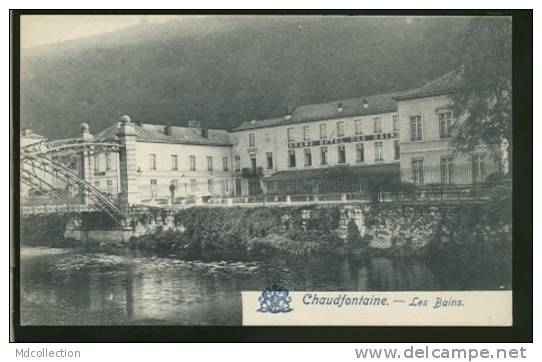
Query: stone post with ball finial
116,115,140,207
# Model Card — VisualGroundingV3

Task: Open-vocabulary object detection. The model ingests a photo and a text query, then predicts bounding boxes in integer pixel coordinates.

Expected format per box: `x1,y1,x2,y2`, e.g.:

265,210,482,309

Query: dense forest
20,16,470,138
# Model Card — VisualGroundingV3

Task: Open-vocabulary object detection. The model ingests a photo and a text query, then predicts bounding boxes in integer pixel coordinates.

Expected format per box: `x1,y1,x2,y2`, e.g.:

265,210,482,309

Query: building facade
23,68,503,204
395,68,498,186
86,118,233,204
230,92,403,196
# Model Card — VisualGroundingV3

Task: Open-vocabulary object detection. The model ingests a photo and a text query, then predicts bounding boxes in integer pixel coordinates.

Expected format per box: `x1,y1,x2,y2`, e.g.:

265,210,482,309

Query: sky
20,15,191,48
19,14,435,49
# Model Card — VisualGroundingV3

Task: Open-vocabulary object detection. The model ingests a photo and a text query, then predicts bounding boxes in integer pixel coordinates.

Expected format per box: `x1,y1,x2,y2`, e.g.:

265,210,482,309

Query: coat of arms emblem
257,285,293,313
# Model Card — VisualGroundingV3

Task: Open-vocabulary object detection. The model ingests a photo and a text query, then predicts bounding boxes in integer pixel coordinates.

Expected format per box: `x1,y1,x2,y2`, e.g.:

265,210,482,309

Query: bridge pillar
117,115,140,207
79,123,95,206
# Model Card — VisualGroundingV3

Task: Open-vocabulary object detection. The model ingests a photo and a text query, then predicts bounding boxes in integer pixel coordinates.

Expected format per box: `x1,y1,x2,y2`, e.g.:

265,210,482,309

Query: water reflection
20,246,510,325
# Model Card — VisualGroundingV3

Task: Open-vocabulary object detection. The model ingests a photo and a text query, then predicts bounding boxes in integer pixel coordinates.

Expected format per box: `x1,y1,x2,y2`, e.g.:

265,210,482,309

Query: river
19,245,511,325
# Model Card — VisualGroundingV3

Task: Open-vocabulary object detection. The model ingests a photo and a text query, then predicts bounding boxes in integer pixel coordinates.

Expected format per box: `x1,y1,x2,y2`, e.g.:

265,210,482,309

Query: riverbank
20,198,512,265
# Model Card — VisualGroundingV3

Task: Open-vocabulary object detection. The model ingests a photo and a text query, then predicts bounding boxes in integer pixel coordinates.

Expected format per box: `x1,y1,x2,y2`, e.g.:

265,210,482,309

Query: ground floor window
288,150,296,168
234,155,241,172
374,141,383,162
266,152,273,170
190,179,197,193
222,180,230,194
440,156,454,184
411,159,424,185
356,143,364,163
472,154,487,184
235,178,242,195
250,153,257,170
337,144,346,163
394,140,400,160
150,179,157,199
208,179,214,193
304,148,312,167
320,147,328,165
106,179,113,194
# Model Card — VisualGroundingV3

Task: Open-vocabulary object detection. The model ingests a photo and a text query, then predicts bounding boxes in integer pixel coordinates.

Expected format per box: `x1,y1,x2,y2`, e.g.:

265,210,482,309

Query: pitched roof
232,116,286,132
95,123,231,146
20,129,46,140
393,67,463,101
231,91,402,132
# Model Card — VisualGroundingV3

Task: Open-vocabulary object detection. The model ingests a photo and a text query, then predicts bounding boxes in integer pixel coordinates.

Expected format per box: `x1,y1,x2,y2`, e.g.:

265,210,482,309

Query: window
208,179,214,193
234,155,241,172
287,127,295,142
149,153,157,170
393,115,399,132
189,155,196,171
337,121,345,137
94,155,100,172
355,119,363,135
106,179,113,194
356,143,365,162
249,133,255,147
441,156,454,184
373,118,382,134
320,147,328,165
337,144,346,163
94,180,100,188
150,179,157,198
439,111,453,138
223,157,228,172
319,124,327,139
472,154,487,184
190,179,197,193
222,180,230,193
303,126,310,141
393,140,400,160
288,150,296,168
207,156,213,172
250,154,257,170
265,133,270,142
374,141,384,161
304,148,312,167
171,155,178,171
410,115,423,141
411,159,424,185
106,153,112,171
266,152,273,170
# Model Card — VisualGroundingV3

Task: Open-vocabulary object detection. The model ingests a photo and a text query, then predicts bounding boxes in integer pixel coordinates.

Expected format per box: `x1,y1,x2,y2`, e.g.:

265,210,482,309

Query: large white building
230,91,402,196
394,68,498,185
26,68,500,204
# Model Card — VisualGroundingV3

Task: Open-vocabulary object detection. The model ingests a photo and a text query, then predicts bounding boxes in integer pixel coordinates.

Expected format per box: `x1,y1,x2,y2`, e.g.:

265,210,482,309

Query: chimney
165,125,173,136
201,128,209,138
337,102,344,113
284,106,292,121
362,99,369,109
188,120,201,129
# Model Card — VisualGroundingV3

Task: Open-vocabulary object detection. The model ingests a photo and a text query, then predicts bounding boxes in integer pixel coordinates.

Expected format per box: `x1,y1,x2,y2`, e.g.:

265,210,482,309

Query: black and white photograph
11,11,528,335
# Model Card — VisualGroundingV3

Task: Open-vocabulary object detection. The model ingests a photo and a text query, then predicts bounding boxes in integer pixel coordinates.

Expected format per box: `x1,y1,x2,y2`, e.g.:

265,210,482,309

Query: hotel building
230,92,402,196
23,68,501,203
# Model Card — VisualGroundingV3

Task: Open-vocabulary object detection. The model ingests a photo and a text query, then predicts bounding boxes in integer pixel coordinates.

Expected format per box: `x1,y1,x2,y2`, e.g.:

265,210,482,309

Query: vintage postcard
12,12,523,335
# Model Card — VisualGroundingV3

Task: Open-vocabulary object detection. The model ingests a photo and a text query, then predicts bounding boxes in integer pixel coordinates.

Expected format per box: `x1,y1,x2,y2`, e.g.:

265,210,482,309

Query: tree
450,17,512,172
